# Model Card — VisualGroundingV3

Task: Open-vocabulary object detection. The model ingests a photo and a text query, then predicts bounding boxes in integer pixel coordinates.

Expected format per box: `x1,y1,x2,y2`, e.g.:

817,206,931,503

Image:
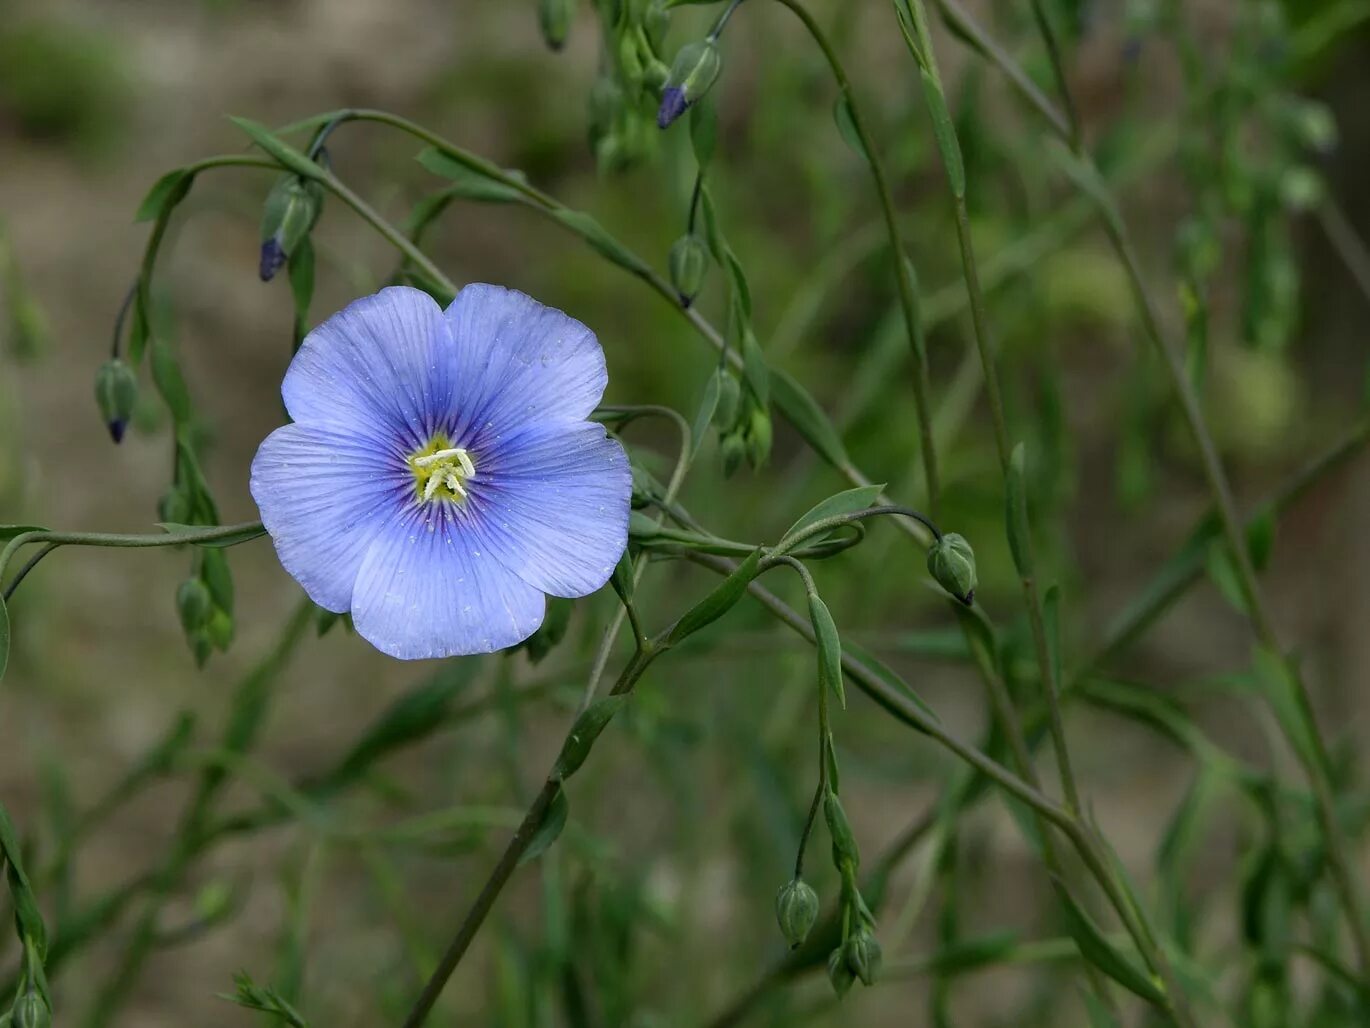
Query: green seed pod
714,370,741,431
826,945,856,998
845,928,883,986
176,577,213,634
720,430,746,478
13,992,49,1028
95,358,138,443
775,878,820,949
744,405,772,469
668,233,709,306
658,40,722,127
926,532,977,606
538,0,573,51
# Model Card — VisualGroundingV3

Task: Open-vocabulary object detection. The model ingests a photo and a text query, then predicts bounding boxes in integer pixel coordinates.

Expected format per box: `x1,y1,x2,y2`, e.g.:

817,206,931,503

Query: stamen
409,439,477,504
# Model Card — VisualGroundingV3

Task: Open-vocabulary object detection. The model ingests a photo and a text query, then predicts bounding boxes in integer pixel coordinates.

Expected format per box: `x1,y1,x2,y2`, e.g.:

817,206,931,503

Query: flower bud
745,405,772,469
775,878,820,949
714,370,741,431
13,991,49,1028
259,175,322,282
827,945,856,998
845,928,883,986
206,608,234,652
657,40,721,128
95,358,138,443
539,0,572,51
926,532,976,606
176,577,213,634
720,430,746,478
668,233,709,306
158,486,191,525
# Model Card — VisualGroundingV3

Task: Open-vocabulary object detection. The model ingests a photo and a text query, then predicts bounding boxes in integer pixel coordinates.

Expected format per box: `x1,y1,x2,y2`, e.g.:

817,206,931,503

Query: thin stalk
1012,0,1370,976
770,0,941,516
400,644,662,1027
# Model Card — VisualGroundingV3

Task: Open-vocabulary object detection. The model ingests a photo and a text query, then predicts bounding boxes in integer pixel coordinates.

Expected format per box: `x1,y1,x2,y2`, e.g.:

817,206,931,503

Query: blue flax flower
250,284,631,659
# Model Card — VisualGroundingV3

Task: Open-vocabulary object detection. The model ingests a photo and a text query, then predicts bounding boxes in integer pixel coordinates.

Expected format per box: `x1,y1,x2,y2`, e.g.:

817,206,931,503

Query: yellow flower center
408,434,476,503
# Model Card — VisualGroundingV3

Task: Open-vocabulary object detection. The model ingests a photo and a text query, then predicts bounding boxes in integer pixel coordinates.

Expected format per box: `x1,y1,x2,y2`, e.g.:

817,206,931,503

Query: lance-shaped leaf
520,786,569,864
809,593,845,709
1051,877,1166,1005
554,696,627,781
781,485,884,549
668,548,762,645
229,116,322,181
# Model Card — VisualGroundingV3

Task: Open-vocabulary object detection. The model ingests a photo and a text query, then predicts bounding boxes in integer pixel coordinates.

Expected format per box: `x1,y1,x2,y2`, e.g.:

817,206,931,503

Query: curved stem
769,0,941,516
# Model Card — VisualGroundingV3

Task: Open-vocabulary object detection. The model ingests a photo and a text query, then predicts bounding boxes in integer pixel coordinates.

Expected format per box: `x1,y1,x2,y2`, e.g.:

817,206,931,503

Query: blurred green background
1,0,1369,1025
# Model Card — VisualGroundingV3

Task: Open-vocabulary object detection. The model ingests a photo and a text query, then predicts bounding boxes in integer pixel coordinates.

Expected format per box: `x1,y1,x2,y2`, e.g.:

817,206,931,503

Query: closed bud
720,430,746,478
845,928,883,986
744,406,772,469
926,532,976,606
775,878,820,949
668,233,709,306
259,175,322,282
95,358,138,443
539,0,572,51
658,40,721,128
14,991,49,1028
714,370,741,431
827,946,856,998
176,578,213,634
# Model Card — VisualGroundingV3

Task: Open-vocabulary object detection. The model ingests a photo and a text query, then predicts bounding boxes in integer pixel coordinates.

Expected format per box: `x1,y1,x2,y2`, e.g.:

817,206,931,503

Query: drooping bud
158,486,191,525
668,233,709,306
775,878,820,949
206,608,235,652
14,991,50,1028
94,358,138,443
827,945,856,998
176,578,213,634
259,175,323,283
845,928,883,986
744,405,772,469
657,40,721,128
539,0,572,51
926,532,977,606
720,430,746,478
714,370,741,431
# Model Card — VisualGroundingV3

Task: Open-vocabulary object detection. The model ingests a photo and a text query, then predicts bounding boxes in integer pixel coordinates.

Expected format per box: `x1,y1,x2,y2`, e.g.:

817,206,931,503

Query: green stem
770,0,941,516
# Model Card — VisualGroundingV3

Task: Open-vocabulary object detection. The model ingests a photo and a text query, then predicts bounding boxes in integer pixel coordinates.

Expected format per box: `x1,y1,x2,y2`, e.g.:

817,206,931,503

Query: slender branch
770,0,942,515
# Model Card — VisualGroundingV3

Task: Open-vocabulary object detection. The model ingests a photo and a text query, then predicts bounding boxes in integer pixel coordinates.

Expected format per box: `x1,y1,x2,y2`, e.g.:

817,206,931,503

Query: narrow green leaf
0,592,9,682
610,550,635,605
229,116,322,180
741,328,769,408
0,802,46,956
156,523,267,548
1005,442,1033,578
823,731,840,794
823,789,859,869
809,593,845,710
1204,541,1248,615
415,148,524,203
1052,877,1166,1005
1246,511,1275,571
554,695,627,780
925,931,1020,975
135,168,194,223
771,369,851,469
668,548,762,645
843,639,941,731
149,338,191,424
919,72,965,199
781,485,884,548
689,99,717,169
832,95,868,162
689,368,722,460
520,786,568,864
549,209,654,277
1252,645,1319,767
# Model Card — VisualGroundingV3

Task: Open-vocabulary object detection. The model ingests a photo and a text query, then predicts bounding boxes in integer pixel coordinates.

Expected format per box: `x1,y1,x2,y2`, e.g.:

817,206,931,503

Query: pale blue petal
283,286,454,450
443,284,608,443
350,505,545,659
464,420,631,598
249,422,409,612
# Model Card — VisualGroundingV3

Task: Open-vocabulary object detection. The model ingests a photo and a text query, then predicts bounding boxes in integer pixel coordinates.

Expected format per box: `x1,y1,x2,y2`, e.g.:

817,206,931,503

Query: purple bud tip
107,419,128,444
678,292,694,309
961,589,975,607
657,88,688,129
259,239,287,282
